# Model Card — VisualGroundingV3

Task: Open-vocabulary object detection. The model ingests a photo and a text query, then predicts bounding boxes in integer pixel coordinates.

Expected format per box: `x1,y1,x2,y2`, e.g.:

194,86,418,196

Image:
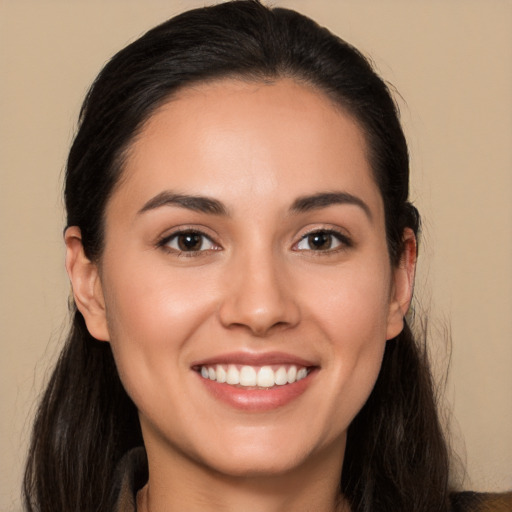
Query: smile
198,364,310,388
192,353,318,410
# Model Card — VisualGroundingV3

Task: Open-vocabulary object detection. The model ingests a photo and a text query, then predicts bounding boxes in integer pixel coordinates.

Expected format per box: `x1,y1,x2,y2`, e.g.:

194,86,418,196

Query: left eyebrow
138,191,228,216
290,192,372,221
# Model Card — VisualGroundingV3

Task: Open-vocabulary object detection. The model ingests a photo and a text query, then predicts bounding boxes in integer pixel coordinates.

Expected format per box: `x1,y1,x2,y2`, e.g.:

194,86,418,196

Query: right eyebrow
137,191,229,216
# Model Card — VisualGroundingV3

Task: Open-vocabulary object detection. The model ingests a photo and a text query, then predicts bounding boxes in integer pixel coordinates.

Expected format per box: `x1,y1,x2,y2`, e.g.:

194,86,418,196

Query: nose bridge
218,242,300,336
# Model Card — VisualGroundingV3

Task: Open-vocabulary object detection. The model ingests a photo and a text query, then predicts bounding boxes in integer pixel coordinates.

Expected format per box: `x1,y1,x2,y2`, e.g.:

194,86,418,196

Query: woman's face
74,78,412,477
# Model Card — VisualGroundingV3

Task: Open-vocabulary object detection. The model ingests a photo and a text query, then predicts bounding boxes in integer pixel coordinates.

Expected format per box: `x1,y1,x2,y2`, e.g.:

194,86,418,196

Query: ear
386,227,417,340
65,226,110,342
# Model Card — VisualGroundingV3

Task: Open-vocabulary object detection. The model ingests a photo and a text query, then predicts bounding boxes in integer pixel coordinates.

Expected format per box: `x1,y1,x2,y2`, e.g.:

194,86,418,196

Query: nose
218,249,300,337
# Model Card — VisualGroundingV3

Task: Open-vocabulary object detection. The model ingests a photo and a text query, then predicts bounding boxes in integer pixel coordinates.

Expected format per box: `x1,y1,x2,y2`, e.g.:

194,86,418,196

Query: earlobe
386,228,417,340
65,227,110,342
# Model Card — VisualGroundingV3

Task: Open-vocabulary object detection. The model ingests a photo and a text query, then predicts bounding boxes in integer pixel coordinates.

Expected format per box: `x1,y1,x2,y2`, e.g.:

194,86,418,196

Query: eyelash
157,227,352,257
157,229,219,257
293,229,353,254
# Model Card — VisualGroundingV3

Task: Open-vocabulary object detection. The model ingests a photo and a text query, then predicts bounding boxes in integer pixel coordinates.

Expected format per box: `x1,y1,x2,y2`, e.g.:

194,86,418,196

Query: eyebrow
138,191,228,216
290,192,372,220
138,190,371,220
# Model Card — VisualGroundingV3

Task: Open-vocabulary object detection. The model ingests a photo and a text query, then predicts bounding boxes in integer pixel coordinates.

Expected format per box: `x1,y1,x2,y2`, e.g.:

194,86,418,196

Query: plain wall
1,1,511,509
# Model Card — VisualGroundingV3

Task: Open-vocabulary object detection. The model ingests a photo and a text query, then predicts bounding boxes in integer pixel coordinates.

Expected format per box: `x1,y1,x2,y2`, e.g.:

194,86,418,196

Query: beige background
1,1,511,509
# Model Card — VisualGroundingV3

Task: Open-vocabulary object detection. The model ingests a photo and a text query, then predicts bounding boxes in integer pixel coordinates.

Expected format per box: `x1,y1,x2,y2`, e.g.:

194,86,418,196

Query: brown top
113,448,148,512
113,448,512,512
451,492,512,512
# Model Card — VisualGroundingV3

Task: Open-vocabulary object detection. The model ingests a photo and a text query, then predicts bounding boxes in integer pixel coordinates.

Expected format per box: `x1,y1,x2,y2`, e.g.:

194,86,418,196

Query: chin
192,427,344,479
201,450,312,479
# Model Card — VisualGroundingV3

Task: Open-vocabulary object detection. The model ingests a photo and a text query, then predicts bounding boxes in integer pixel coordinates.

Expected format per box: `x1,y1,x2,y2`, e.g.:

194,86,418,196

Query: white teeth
216,364,226,383
200,364,310,388
239,366,257,386
297,368,308,381
275,366,288,385
257,366,275,388
226,364,240,385
287,366,297,384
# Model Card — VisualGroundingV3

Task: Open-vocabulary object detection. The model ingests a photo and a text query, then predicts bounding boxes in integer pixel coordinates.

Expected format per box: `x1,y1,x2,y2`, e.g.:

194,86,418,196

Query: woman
22,1,510,511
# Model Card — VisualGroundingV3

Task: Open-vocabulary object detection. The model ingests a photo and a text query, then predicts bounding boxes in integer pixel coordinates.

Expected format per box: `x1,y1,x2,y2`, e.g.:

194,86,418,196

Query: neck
139,439,349,512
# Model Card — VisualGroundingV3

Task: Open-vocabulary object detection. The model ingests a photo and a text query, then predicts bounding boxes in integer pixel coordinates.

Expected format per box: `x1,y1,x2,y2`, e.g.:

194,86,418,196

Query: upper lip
191,351,318,368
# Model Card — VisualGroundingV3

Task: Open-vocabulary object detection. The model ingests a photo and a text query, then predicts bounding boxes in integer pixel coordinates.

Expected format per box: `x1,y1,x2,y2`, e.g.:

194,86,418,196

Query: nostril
218,299,300,336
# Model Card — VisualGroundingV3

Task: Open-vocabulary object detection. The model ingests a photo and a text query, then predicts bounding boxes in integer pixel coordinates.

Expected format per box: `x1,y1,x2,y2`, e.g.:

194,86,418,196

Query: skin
65,78,416,512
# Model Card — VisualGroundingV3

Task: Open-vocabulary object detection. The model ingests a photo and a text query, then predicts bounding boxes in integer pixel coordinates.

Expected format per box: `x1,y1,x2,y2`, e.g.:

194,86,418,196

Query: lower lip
196,371,316,412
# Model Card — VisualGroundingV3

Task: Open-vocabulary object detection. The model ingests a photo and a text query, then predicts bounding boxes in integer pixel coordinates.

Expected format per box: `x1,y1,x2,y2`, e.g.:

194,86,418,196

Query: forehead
112,78,382,217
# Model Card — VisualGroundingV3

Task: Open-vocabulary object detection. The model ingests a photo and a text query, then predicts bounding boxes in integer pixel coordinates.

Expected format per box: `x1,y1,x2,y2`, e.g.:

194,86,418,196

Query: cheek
104,252,217,330
298,259,391,419
100,259,218,392
302,255,392,342
317,311,387,441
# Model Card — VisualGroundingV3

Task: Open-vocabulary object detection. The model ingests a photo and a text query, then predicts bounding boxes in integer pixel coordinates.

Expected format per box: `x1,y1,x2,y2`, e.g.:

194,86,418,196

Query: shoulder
450,491,512,512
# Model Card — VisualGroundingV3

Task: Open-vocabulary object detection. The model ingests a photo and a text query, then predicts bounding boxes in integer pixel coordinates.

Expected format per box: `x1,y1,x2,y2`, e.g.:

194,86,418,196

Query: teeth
287,366,297,384
297,368,308,381
226,364,240,385
257,366,274,388
199,364,309,388
216,364,226,383
240,366,257,386
275,366,288,385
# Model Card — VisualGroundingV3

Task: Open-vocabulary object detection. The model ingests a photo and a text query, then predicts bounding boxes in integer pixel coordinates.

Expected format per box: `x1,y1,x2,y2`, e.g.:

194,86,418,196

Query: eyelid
292,226,353,252
156,226,221,255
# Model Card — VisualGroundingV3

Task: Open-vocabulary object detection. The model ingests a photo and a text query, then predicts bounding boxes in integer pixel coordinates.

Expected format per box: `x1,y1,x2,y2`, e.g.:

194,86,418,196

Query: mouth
194,363,312,389
191,353,318,411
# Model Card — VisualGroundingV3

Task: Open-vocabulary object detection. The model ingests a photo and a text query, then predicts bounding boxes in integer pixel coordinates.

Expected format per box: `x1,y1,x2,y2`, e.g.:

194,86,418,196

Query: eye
159,230,218,254
294,230,351,252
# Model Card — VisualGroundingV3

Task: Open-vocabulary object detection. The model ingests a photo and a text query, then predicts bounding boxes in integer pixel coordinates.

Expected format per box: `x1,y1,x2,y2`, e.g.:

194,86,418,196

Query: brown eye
295,230,349,252
162,231,216,253
177,233,204,251
307,232,333,250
